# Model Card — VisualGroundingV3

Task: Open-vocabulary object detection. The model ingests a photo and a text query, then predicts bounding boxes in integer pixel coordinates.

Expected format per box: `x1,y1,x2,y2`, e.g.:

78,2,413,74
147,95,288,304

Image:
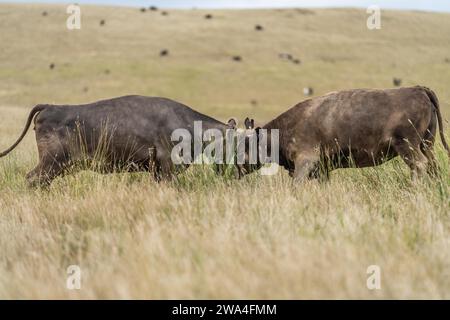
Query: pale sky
1,0,449,12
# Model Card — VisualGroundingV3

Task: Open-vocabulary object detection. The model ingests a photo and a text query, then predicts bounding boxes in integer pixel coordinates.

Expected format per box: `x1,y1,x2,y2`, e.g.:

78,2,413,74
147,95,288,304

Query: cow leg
26,160,64,188
25,166,44,188
26,138,70,188
307,152,331,183
292,153,320,183
393,139,428,180
308,163,330,182
154,161,176,182
421,145,437,176
147,146,160,181
421,122,438,176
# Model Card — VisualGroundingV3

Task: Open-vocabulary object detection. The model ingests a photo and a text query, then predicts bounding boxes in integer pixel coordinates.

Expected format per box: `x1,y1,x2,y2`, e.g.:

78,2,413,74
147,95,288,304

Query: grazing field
0,4,449,299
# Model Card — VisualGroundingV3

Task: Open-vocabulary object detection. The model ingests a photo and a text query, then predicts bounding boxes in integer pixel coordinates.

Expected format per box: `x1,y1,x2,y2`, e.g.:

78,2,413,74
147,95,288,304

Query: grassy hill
1,4,450,121
0,4,449,299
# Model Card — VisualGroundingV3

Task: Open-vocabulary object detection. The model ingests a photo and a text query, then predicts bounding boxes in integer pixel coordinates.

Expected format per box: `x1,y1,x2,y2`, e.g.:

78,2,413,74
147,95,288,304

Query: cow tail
422,87,450,159
0,104,47,158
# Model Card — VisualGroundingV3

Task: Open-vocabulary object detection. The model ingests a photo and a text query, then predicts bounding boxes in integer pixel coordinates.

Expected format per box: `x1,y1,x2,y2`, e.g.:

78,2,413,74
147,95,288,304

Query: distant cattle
303,87,314,96
149,6,158,11
296,9,315,15
205,14,213,19
0,96,237,187
239,86,449,181
255,25,264,31
160,49,169,57
49,63,55,70
279,53,302,65
140,8,147,13
99,19,105,26
232,56,242,62
393,78,402,87
161,11,168,16
279,53,293,61
42,11,48,17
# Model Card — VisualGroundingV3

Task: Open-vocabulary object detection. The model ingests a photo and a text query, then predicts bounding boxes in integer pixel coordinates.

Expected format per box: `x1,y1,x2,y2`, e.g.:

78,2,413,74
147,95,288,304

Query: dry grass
0,107,449,299
0,4,449,299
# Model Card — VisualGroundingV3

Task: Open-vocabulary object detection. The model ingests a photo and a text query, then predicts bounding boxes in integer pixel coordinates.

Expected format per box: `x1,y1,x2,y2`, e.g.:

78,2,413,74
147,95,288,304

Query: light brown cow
243,86,449,181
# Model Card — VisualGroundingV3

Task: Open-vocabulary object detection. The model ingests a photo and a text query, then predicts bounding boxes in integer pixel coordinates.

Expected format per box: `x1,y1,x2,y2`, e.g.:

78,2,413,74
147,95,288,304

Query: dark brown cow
0,96,236,187
243,86,449,181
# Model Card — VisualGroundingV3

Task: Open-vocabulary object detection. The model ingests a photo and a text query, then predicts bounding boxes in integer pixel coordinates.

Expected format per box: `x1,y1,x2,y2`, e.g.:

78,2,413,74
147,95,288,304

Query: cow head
234,117,264,178
224,117,278,178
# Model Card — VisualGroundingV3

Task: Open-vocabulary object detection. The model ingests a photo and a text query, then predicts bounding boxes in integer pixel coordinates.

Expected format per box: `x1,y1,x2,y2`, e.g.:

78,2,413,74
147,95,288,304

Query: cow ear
227,118,237,129
251,119,255,129
245,117,252,129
